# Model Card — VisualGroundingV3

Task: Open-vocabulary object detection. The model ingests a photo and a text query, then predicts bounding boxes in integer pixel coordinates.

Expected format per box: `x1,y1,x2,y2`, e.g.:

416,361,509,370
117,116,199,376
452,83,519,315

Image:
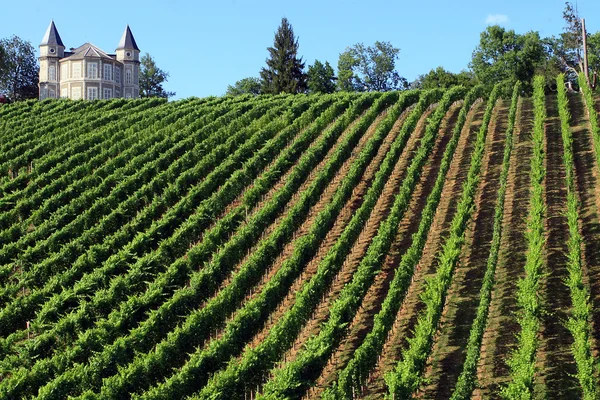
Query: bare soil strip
568,93,600,360
309,103,464,398
361,101,486,399
244,108,418,357
277,106,437,373
473,98,534,399
194,110,389,352
417,100,509,399
534,94,580,399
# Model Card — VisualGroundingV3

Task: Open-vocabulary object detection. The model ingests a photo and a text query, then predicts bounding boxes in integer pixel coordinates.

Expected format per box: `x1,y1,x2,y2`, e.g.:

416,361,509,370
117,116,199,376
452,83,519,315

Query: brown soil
245,106,417,355
417,99,509,399
474,97,533,399
568,93,600,361
201,109,386,311
362,100,486,399
279,105,438,381
534,94,580,399
309,102,464,398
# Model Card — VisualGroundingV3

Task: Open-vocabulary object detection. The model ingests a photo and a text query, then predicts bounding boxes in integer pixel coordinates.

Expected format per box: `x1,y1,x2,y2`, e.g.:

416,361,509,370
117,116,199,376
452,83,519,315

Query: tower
39,20,64,99
116,25,140,98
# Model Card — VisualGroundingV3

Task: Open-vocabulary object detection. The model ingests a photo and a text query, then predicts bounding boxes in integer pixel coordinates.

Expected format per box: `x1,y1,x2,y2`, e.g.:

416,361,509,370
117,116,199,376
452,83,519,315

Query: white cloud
485,14,509,25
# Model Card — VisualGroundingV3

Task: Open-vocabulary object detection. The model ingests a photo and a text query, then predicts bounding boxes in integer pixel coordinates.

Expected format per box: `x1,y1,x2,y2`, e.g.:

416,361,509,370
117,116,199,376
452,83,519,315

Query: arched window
126,69,132,84
49,65,56,81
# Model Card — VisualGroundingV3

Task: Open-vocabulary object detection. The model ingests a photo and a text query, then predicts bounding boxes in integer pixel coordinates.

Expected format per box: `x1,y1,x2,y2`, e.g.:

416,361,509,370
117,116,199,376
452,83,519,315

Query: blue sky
3,0,600,99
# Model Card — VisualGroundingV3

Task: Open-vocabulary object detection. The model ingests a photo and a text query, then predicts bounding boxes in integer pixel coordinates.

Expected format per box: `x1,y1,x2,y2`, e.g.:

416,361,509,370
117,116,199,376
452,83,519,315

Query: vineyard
1,77,600,399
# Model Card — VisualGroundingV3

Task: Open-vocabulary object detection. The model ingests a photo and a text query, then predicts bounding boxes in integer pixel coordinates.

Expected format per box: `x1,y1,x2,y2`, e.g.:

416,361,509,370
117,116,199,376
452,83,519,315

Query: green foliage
385,84,501,399
324,85,483,400
501,75,546,399
139,53,175,99
470,26,546,95
556,73,599,399
226,77,262,96
413,67,476,90
451,81,521,399
579,73,600,173
337,41,406,92
307,60,336,94
260,88,473,400
0,35,38,101
260,18,307,94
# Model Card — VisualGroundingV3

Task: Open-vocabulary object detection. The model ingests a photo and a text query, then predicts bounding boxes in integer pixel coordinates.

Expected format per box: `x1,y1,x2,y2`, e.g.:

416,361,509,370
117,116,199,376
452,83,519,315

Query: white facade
39,21,140,100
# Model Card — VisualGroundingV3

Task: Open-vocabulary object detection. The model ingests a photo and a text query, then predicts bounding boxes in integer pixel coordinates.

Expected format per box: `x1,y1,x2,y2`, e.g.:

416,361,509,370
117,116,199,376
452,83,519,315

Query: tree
337,41,406,92
226,77,262,96
470,26,546,94
0,36,38,101
260,17,306,94
307,60,336,93
412,67,475,89
139,53,175,98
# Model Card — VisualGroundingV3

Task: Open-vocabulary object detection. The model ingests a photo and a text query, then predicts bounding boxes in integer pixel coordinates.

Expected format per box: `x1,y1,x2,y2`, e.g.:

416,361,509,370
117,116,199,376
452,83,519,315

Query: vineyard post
582,18,590,87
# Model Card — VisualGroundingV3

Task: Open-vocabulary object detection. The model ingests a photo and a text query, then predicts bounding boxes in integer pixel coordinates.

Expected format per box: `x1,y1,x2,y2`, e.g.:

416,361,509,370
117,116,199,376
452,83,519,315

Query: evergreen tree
140,53,175,98
307,60,336,93
260,18,306,94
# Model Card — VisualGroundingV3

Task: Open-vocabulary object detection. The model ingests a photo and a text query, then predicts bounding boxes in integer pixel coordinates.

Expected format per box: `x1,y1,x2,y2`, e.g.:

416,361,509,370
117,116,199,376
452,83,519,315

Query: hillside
0,82,600,399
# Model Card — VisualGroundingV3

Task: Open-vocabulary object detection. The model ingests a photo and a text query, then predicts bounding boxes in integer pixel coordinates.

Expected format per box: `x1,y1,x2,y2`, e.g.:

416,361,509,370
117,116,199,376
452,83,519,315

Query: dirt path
568,93,600,360
203,110,388,315
473,98,534,399
534,94,580,399
309,103,464,397
361,100,486,399
417,100,509,399
244,106,415,352
279,105,437,374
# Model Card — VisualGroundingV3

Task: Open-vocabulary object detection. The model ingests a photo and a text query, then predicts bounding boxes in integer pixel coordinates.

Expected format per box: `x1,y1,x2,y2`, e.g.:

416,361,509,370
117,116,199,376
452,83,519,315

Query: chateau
38,21,141,100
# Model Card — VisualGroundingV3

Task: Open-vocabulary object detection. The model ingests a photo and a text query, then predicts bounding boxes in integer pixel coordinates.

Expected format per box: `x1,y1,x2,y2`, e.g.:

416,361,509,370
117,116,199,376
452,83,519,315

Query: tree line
228,2,600,97
0,2,598,101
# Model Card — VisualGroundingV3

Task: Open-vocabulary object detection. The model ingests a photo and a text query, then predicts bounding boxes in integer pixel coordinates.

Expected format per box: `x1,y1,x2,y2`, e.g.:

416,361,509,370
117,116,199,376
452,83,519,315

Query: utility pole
582,18,590,87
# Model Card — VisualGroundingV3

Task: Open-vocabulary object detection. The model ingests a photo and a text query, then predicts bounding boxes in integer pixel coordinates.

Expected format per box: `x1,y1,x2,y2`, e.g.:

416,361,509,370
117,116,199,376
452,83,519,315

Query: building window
49,65,56,81
104,64,112,81
72,87,82,100
125,69,132,84
87,87,98,100
87,62,98,79
49,89,56,98
73,63,81,79
49,47,56,54
115,67,121,83
125,93,132,99
103,88,112,99
60,64,68,81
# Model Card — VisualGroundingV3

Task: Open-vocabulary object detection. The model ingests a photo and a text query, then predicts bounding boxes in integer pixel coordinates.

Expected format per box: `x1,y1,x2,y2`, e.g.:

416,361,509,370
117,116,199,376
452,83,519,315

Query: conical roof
116,25,139,51
41,20,64,47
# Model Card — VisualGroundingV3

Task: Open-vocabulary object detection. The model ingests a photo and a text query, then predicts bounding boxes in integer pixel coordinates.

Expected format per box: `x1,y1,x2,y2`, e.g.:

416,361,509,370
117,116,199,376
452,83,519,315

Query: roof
41,20,64,47
61,43,122,63
116,25,139,51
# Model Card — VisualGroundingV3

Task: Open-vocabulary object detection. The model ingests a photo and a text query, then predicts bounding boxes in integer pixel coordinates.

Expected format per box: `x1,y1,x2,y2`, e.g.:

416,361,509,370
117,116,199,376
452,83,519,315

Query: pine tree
260,18,306,94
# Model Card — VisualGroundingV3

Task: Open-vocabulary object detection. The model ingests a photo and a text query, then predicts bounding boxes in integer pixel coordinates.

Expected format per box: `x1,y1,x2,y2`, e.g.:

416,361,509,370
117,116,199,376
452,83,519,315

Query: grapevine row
326,85,484,399
556,73,599,399
501,75,546,399
450,81,521,399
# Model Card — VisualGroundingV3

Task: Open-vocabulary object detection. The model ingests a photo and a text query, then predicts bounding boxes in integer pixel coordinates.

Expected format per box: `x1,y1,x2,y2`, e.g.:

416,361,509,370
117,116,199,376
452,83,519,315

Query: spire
116,25,139,51
41,20,64,47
